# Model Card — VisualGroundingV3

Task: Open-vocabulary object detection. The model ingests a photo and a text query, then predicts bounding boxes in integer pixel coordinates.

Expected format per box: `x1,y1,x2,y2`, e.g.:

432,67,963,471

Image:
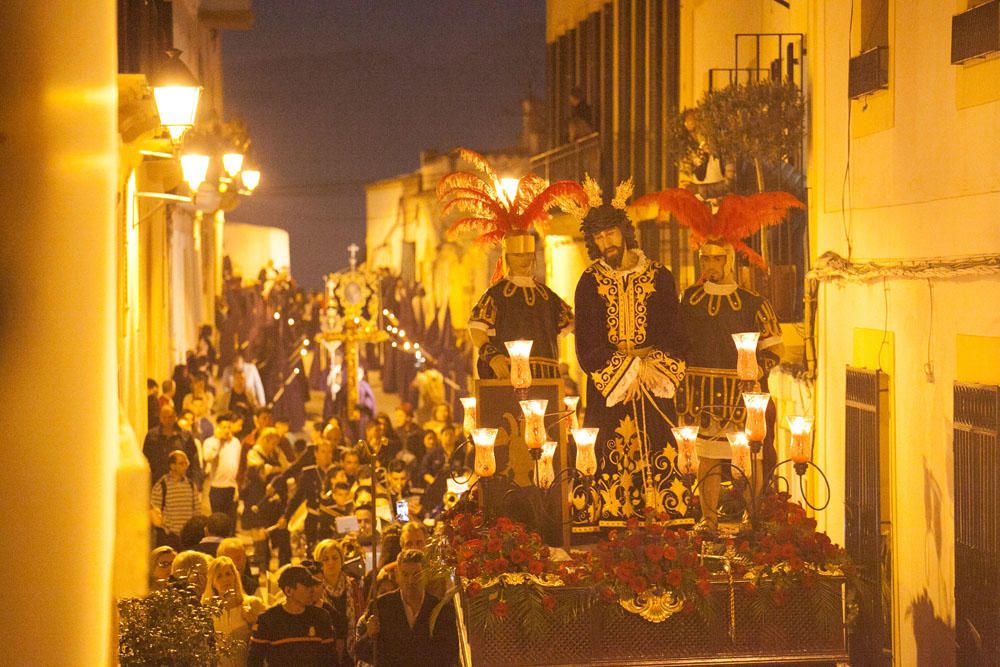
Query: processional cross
321,245,388,420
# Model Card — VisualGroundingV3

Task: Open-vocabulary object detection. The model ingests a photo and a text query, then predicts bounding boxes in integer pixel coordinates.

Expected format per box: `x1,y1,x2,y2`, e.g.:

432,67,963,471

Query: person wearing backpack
150,450,202,549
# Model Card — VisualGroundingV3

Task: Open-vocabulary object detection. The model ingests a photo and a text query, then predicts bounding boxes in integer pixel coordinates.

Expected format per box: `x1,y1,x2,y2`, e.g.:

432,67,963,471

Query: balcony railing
530,132,601,184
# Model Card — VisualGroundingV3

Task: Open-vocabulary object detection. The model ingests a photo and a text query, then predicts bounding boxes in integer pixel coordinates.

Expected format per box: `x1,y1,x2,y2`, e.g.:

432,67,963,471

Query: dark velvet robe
573,253,689,533
469,277,573,380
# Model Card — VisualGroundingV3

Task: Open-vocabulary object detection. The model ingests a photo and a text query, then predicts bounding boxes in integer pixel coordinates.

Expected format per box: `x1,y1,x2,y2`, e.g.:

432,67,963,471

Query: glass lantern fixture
460,397,478,437
222,151,244,177
471,428,498,478
786,415,814,475
538,441,557,489
571,427,599,477
670,425,700,477
732,332,760,382
179,153,210,193
150,49,202,144
519,399,548,452
726,431,751,478
240,166,261,192
505,339,533,391
564,395,580,430
742,392,770,443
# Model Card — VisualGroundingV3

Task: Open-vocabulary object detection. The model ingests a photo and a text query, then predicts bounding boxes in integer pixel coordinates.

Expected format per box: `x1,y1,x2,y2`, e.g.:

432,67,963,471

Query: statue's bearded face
593,226,625,268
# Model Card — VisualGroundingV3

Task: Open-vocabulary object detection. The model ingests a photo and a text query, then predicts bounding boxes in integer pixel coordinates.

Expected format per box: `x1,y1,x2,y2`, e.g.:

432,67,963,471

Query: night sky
223,1,547,288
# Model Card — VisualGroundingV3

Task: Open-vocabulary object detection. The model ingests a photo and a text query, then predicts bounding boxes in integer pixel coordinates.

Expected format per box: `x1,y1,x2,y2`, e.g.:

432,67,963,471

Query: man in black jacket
356,549,458,666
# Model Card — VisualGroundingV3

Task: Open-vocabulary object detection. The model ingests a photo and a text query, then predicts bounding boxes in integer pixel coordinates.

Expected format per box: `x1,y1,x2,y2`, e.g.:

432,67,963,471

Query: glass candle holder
471,428,498,478
670,425,701,477
572,427,599,477
742,392,771,442
726,431,751,478
732,332,760,382
538,441,557,489
505,339,533,390
563,395,580,430
460,397,478,436
519,399,548,450
786,416,814,465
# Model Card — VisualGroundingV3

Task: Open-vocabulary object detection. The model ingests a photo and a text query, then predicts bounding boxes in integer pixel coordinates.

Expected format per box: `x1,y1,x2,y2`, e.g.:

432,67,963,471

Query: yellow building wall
812,1,1000,663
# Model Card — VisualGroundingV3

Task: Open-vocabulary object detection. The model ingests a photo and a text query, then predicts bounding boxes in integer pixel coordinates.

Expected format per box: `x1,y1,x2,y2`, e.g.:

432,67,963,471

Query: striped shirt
151,475,200,535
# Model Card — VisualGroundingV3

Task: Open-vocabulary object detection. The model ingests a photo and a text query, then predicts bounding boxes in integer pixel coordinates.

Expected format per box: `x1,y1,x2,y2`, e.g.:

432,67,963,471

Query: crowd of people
143,337,469,665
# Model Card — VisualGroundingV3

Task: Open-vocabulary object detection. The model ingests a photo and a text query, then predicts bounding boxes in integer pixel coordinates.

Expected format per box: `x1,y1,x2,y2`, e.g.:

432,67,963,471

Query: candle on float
460,397,478,436
538,441,557,489
786,416,814,465
726,431,751,478
670,425,701,477
471,428,498,478
742,392,770,441
564,395,580,430
732,332,760,381
519,399,548,449
504,339,533,390
572,427,599,476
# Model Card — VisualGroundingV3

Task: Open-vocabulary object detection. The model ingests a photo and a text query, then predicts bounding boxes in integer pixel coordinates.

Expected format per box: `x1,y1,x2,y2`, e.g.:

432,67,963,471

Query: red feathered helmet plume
627,189,805,271
438,148,588,281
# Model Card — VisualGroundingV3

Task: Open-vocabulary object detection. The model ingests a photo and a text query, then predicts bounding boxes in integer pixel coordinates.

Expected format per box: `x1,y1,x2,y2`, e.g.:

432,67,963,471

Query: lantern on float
471,428,498,478
572,427,599,477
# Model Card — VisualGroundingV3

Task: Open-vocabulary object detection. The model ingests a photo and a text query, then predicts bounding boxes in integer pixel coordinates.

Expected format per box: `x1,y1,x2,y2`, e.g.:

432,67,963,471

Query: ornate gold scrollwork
619,590,686,623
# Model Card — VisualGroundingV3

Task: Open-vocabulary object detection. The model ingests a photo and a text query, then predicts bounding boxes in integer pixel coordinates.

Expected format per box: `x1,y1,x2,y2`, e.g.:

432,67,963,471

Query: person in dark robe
468,231,573,381
572,179,689,536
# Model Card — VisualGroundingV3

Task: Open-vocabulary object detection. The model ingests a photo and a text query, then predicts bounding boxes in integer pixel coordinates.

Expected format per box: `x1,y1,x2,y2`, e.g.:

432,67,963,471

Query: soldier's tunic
573,251,689,533
468,276,573,380
676,281,782,461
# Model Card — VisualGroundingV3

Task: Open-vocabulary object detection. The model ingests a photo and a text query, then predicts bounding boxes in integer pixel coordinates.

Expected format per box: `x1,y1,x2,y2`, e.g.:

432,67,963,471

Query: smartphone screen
396,499,409,522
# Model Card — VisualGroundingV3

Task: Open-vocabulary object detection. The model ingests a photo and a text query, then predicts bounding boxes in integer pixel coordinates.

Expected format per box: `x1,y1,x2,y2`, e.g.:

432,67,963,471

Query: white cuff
607,357,642,407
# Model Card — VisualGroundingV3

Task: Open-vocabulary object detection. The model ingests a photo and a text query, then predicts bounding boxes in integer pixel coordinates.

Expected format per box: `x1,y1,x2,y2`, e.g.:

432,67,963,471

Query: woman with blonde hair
202,555,265,666
314,538,365,663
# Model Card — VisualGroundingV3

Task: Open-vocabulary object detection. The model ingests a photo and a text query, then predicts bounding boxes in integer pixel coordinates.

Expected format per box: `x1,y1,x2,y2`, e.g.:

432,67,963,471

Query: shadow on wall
923,458,943,562
906,590,955,667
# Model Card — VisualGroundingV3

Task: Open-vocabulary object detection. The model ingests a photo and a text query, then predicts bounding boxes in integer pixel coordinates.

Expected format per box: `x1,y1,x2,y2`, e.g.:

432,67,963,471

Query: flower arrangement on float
436,492,857,630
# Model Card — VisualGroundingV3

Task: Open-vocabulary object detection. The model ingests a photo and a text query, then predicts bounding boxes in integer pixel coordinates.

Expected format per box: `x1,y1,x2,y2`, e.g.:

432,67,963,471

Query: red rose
495,558,509,571
667,569,683,588
647,523,664,536
644,544,663,562
627,517,641,530
465,581,483,598
624,534,642,550
486,539,502,554
510,549,528,565
465,563,481,579
663,545,677,561
542,594,557,611
629,576,648,595
788,556,804,572
491,601,509,617
563,570,581,586
528,559,545,575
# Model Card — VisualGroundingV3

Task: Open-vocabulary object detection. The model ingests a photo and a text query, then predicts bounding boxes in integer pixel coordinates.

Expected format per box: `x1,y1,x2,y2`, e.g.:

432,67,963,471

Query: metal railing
530,132,601,184
954,382,1000,665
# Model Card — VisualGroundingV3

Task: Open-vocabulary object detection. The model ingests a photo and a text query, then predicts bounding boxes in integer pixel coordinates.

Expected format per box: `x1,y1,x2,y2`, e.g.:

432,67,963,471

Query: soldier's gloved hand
489,356,511,379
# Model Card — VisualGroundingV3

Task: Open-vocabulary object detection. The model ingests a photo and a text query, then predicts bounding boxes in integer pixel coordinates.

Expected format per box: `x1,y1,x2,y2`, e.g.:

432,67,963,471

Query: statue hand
489,356,511,379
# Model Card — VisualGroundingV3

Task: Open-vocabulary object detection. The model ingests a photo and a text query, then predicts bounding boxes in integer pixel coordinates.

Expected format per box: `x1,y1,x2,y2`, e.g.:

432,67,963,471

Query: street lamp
150,49,202,144
241,166,261,193
180,152,210,193
222,151,245,178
